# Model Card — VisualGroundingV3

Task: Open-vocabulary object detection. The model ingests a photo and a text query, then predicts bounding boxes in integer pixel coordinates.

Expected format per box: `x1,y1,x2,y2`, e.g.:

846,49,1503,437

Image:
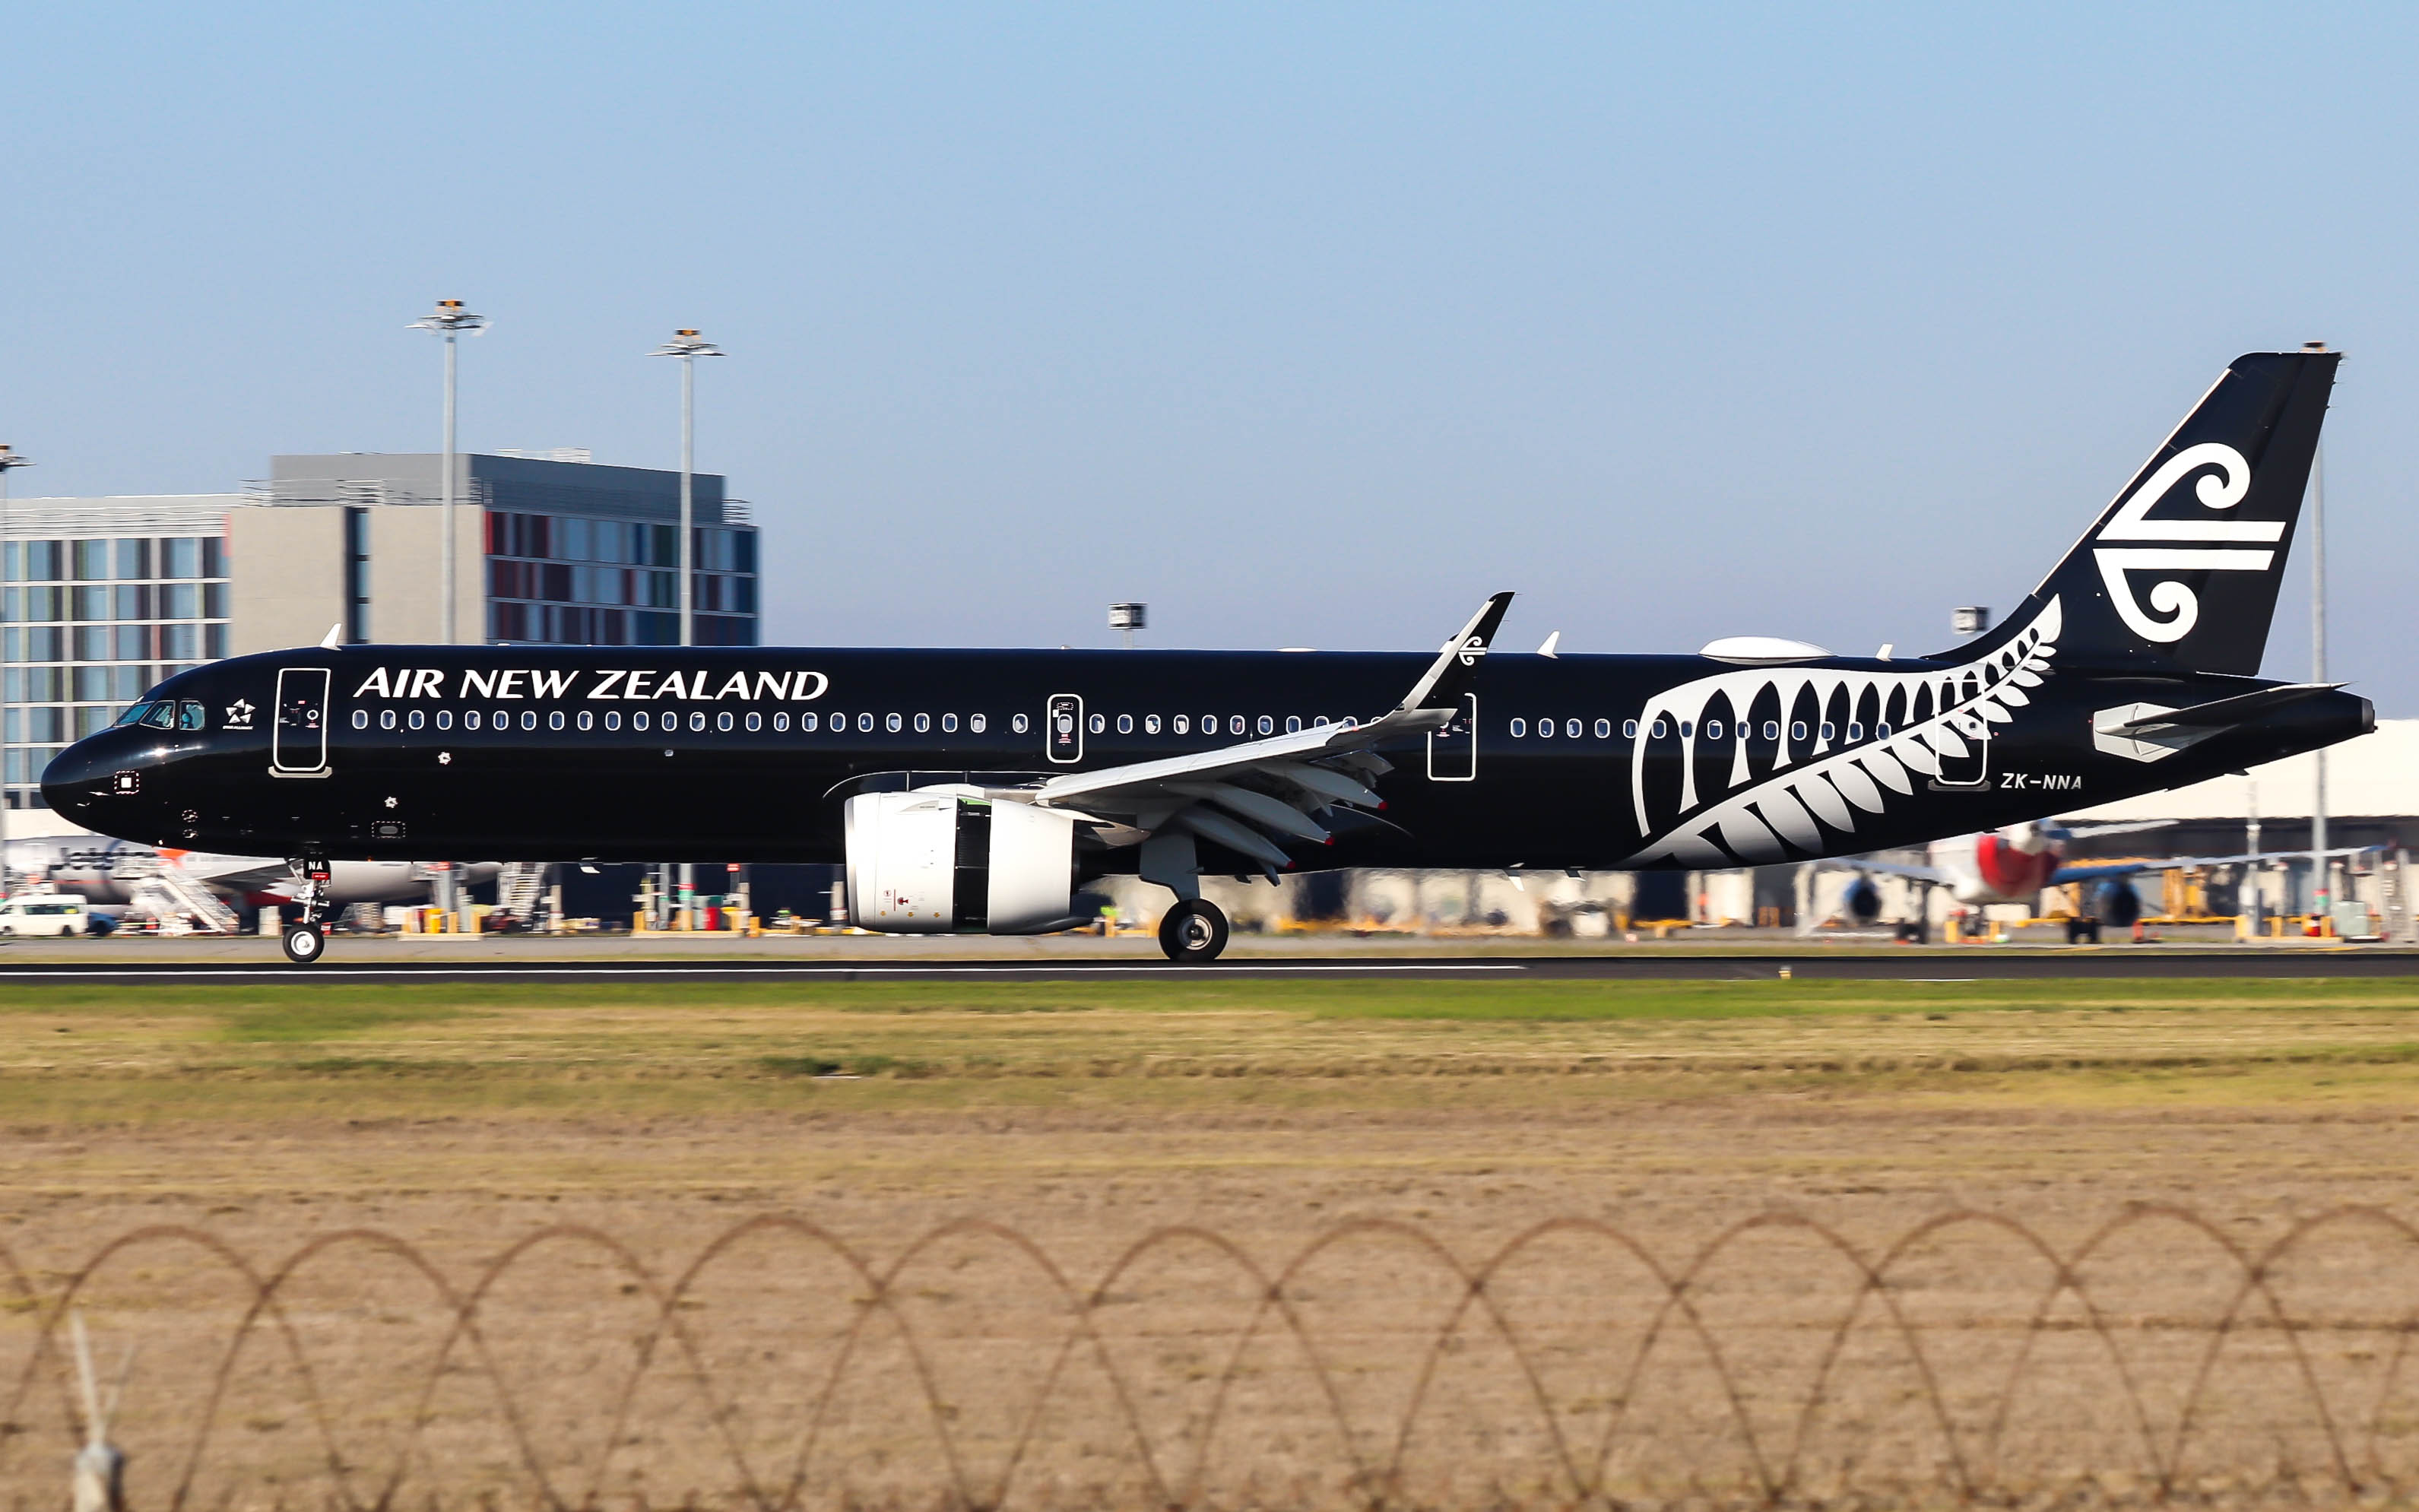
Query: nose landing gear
281,855,333,966
1157,898,1230,963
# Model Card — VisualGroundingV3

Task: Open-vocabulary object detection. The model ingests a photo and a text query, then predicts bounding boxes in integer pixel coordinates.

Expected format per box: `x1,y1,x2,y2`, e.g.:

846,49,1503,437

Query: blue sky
5,5,2414,706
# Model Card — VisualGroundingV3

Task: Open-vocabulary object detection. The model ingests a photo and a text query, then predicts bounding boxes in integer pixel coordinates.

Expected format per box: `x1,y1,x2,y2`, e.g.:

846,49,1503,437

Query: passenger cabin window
1538,719,1553,739
775,712,791,731
1088,713,1105,734
1510,718,1527,737
715,712,732,731
1790,721,1808,741
1286,716,1301,734
632,711,648,731
941,713,958,732
1256,715,1273,735
552,711,567,731
436,710,453,731
1762,721,1780,740
858,713,873,733
1011,713,1028,734
352,710,369,729
1847,721,1863,740
886,712,902,733
579,711,594,731
1173,715,1190,734
468,711,483,731
1566,719,1581,738
1679,721,1693,739
605,711,621,731
1595,718,1611,738
1622,720,1638,738
1650,719,1668,738
1706,720,1723,740
915,713,930,733
971,714,988,734
1877,721,1894,737
1117,714,1133,734
1230,715,1247,736
1144,715,1161,734
1819,722,1836,741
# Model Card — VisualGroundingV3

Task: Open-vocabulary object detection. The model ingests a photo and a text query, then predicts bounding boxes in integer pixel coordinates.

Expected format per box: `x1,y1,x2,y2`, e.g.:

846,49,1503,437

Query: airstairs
495,862,551,928
124,861,241,935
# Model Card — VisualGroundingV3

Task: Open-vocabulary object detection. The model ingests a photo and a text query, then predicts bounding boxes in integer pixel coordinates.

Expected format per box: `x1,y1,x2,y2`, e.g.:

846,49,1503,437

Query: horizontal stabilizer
2105,682,2343,736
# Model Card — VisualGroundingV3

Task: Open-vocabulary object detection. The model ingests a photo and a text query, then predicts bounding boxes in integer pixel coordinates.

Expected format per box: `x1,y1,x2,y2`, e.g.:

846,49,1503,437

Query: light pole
651,331,724,929
409,300,488,646
650,329,725,649
411,300,487,929
0,445,32,898
2304,341,2330,927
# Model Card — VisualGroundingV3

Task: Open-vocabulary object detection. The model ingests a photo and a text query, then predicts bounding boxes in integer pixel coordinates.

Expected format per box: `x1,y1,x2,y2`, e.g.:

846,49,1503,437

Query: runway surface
6,949,2417,983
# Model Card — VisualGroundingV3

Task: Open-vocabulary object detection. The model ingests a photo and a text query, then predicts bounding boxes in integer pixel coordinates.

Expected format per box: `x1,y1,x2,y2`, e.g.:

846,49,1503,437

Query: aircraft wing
1025,593,1514,875
2051,845,2385,884
157,851,291,892
1809,856,1948,884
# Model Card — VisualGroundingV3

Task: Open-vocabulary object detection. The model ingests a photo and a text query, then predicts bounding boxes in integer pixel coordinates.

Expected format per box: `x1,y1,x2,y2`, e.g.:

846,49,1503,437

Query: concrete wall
368,506,487,645
227,503,487,653
226,506,347,656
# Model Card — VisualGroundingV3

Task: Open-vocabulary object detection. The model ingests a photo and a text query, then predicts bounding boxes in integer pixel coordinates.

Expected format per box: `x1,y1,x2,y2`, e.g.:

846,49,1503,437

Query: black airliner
43,350,2372,965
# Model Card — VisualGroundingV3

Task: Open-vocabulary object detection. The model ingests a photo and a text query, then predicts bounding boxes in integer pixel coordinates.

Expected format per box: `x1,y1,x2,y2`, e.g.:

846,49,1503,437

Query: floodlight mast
407,300,488,648
0,445,32,895
649,329,725,930
2303,341,2330,924
649,329,725,649
410,300,486,927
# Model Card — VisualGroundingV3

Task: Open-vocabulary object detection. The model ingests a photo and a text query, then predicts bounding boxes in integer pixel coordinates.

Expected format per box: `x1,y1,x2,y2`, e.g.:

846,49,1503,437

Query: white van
0,892,91,937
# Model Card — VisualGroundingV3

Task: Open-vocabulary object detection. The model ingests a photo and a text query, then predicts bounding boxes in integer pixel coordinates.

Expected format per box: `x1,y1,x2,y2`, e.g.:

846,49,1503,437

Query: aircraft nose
40,728,166,831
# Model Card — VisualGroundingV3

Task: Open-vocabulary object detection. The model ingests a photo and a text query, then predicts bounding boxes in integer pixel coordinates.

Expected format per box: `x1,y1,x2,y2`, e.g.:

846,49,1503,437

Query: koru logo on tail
2091,442,2277,642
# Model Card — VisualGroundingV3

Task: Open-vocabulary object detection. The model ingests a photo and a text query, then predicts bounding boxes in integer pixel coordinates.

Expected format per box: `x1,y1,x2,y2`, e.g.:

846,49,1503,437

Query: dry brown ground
5,976,2419,1507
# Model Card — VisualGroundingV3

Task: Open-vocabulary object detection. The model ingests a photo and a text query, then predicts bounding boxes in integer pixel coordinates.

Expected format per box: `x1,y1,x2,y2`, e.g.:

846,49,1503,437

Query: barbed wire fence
6,1206,2419,1508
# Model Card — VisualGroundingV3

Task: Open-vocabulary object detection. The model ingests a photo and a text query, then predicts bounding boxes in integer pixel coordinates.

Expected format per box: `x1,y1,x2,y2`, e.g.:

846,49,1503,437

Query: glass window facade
485,512,757,647
3,534,228,810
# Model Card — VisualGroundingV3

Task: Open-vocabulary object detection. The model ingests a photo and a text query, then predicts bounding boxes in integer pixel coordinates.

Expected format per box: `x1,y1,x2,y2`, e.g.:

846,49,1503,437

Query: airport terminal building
3,451,759,814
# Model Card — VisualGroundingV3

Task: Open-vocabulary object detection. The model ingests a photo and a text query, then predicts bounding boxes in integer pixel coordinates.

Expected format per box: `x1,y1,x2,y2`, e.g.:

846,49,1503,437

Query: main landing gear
1158,898,1230,964
281,856,333,966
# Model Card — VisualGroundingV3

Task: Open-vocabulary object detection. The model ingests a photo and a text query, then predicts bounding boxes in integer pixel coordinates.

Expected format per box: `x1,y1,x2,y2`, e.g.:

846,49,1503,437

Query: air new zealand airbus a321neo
43,350,2375,965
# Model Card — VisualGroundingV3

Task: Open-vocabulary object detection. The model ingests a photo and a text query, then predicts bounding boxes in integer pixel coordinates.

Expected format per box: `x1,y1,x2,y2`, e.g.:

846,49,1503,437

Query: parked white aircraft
2,837,495,910
1820,819,2371,942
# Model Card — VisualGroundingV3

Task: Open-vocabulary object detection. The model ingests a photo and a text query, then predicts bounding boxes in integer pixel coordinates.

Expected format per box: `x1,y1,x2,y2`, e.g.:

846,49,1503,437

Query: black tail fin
1987,350,2338,675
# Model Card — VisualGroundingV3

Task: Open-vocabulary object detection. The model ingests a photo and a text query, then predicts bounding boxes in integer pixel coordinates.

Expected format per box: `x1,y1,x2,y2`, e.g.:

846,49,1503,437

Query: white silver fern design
1622,597,2063,866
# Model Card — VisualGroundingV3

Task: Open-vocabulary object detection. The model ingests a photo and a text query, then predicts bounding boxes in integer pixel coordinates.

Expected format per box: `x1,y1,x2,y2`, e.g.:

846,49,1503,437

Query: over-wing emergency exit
39,350,2373,965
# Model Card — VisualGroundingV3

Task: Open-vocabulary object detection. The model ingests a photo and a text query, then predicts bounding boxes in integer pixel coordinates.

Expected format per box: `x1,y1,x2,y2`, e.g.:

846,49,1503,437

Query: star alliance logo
224,699,255,729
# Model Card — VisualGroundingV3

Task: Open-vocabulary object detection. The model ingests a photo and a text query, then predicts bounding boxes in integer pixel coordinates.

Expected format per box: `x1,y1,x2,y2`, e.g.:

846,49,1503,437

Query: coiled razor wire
4,1207,2419,1507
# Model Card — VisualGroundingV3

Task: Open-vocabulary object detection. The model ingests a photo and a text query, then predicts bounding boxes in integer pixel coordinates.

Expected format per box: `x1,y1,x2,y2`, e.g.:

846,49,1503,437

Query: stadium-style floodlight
408,300,489,648
1110,601,1147,650
650,329,725,930
0,445,33,892
2303,340,2332,918
409,301,486,926
649,329,726,649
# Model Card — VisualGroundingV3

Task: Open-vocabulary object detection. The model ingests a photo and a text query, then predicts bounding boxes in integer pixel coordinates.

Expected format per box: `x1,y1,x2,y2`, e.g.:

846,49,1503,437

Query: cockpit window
114,702,154,727
179,701,206,731
138,702,178,730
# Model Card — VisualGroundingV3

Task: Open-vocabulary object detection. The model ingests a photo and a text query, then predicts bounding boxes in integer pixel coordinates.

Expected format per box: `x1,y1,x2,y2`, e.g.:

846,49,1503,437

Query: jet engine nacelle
843,791,1080,934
